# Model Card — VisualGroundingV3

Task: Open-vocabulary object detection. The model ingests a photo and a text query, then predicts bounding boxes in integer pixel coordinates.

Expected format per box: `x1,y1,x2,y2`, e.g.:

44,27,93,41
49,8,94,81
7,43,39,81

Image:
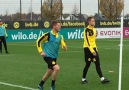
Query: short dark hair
51,20,60,28
87,16,94,23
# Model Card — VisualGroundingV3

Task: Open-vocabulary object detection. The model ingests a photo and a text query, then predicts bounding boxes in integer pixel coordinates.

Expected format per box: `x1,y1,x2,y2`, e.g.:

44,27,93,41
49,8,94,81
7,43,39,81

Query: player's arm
36,33,49,56
61,35,67,51
84,28,95,53
3,26,8,38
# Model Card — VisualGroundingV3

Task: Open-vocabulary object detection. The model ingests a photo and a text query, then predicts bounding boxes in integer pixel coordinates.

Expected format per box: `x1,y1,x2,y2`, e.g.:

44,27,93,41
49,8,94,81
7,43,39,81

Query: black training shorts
84,48,100,63
43,57,57,70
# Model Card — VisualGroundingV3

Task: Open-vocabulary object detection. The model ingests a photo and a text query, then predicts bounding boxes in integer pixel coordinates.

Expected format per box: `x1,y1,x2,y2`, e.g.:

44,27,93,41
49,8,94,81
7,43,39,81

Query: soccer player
81,16,110,84
0,20,9,54
36,20,67,90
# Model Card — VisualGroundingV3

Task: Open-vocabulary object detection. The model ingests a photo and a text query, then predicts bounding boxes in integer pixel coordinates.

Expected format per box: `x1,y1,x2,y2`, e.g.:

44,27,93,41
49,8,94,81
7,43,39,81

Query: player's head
51,20,61,32
87,16,95,27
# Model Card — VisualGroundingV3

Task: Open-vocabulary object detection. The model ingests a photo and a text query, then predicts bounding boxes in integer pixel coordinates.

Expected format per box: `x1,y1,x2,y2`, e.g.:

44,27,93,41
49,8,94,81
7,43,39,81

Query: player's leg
51,64,60,90
43,69,53,81
82,61,91,84
38,69,53,90
94,56,103,78
2,36,8,53
52,64,60,83
94,49,110,84
40,69,53,85
38,57,53,90
81,48,92,84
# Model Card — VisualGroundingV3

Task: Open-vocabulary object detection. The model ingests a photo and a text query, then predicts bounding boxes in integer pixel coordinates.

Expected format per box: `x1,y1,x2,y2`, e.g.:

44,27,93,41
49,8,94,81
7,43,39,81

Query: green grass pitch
0,38,129,90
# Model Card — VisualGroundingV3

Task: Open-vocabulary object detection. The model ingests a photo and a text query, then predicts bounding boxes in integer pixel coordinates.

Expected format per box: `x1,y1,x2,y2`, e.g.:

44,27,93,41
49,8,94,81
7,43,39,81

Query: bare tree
4,9,11,20
12,9,21,20
71,3,79,15
99,0,124,19
28,7,33,20
42,0,63,21
124,14,129,19
5,9,9,16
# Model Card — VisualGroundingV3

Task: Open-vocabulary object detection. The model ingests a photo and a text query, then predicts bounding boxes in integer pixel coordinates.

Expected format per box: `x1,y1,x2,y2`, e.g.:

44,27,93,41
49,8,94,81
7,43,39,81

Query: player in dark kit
0,20,9,54
81,16,110,84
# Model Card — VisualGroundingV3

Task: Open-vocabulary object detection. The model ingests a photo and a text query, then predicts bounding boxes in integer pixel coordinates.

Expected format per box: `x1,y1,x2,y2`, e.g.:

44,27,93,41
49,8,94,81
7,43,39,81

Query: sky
0,0,129,16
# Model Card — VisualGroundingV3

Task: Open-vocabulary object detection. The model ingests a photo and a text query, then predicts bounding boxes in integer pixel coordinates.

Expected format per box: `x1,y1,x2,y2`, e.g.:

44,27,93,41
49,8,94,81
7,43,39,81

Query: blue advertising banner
6,28,84,42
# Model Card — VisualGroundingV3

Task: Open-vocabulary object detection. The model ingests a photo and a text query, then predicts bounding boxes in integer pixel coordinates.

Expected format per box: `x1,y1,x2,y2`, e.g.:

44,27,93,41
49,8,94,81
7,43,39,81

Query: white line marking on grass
59,51,83,53
68,45,129,48
8,44,35,47
107,40,129,41
68,46,82,48
105,48,111,49
0,82,37,90
118,44,129,46
8,43,129,49
0,54,19,57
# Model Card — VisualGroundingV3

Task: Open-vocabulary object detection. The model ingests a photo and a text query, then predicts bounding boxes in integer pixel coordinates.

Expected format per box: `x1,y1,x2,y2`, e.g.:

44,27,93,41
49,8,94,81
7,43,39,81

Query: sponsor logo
13,22,20,29
44,21,50,28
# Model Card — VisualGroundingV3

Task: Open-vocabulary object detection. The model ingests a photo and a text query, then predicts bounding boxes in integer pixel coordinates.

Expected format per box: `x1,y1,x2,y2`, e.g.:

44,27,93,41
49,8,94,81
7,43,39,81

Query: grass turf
0,38,129,90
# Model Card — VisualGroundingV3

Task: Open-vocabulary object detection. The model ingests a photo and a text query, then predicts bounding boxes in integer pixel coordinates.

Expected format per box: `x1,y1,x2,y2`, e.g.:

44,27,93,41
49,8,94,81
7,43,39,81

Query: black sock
39,80,45,86
51,80,55,86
